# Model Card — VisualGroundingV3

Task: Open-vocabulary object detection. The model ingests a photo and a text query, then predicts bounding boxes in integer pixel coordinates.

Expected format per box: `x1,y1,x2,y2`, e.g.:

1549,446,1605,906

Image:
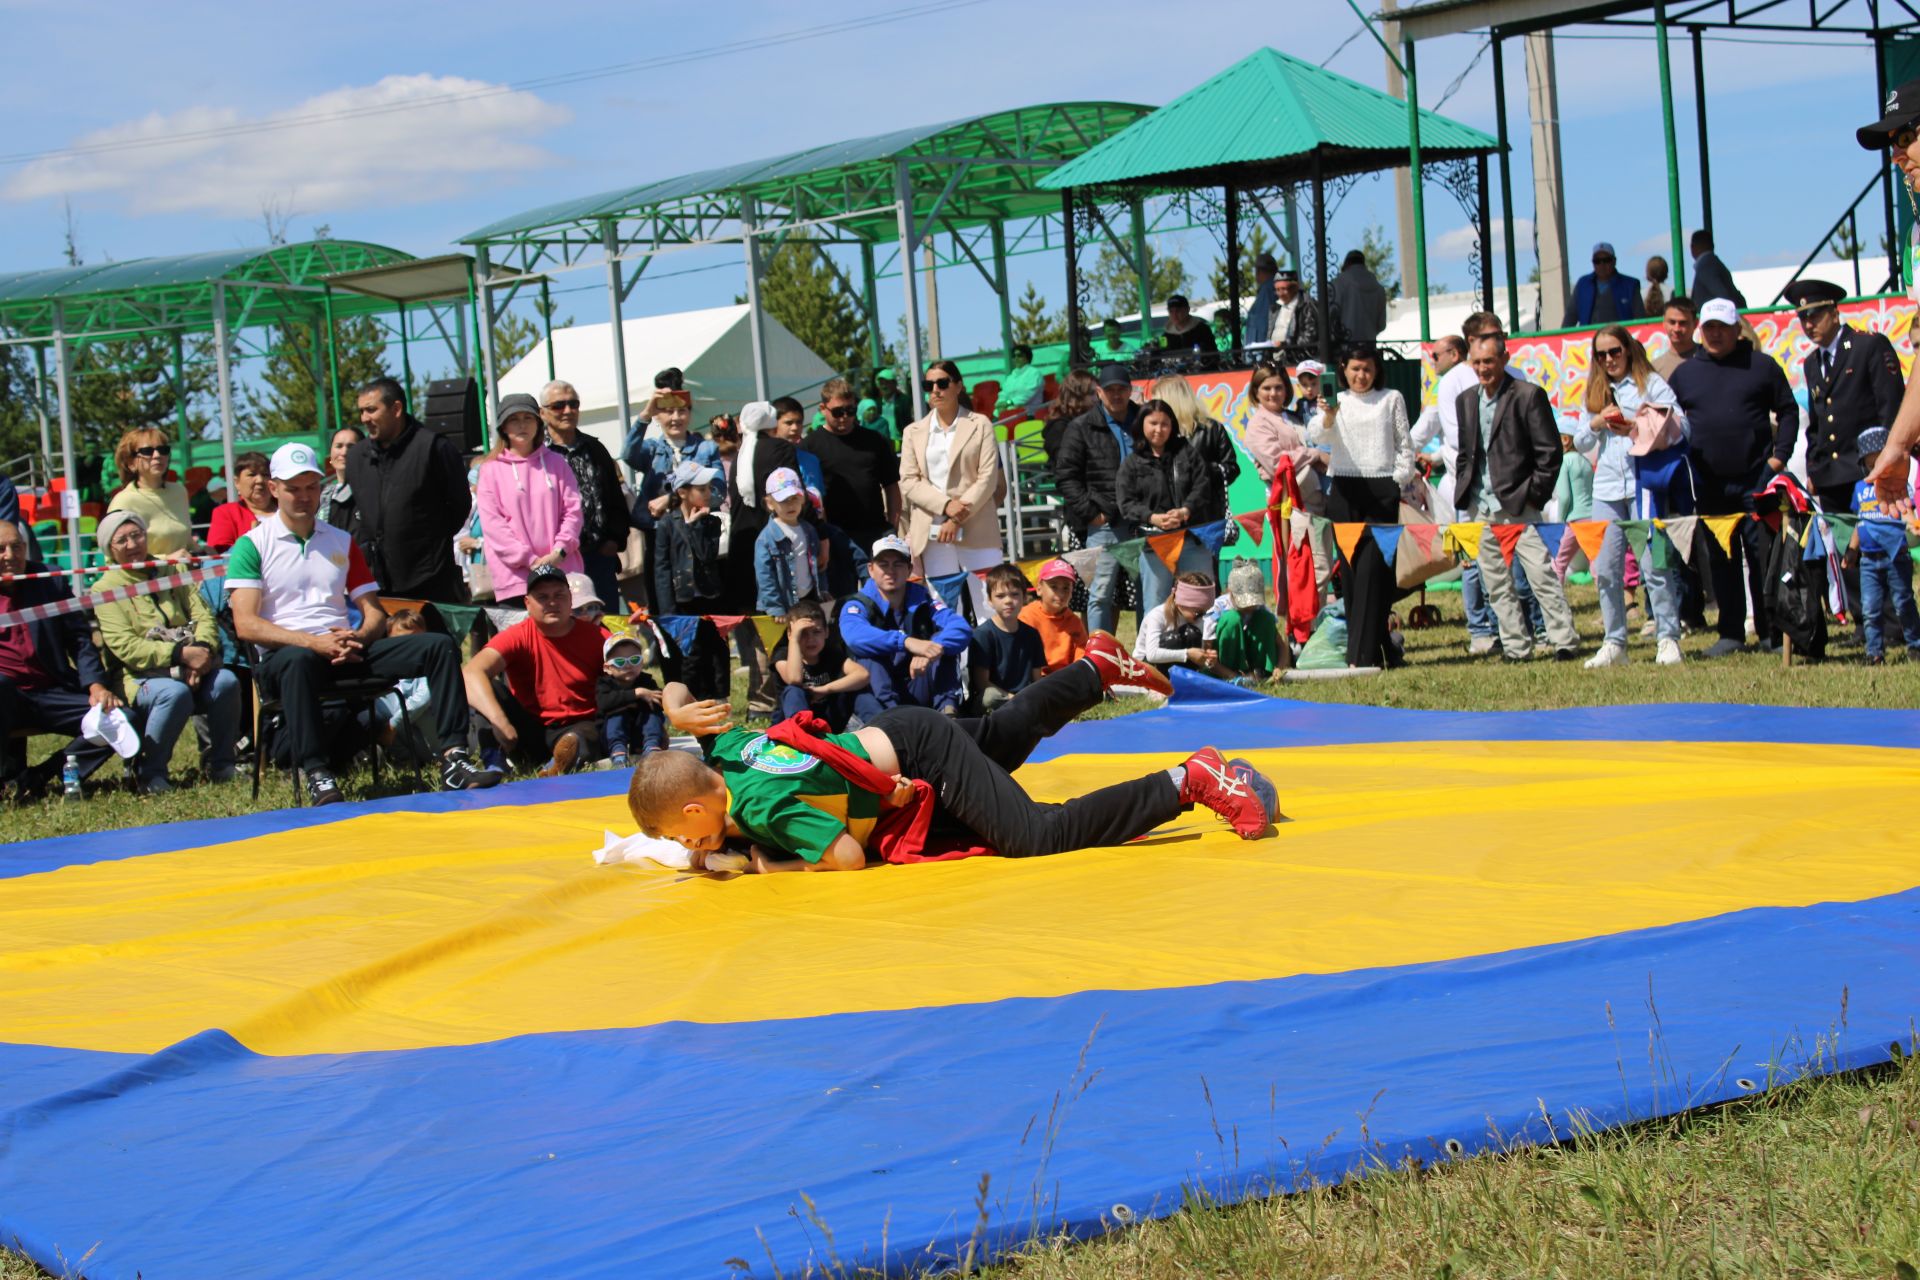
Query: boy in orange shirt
1019,558,1089,674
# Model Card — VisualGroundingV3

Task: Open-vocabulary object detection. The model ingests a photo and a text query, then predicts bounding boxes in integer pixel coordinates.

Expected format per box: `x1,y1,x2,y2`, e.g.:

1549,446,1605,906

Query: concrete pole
1381,0,1420,306
740,197,771,400
1492,34,1522,333
475,244,502,427
894,161,926,420
1525,32,1571,330
211,285,239,490
921,237,942,361
50,304,81,571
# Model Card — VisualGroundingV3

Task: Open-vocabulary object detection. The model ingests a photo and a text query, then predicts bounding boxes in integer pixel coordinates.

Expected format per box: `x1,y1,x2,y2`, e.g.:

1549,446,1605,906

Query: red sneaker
1180,746,1273,839
1085,631,1174,697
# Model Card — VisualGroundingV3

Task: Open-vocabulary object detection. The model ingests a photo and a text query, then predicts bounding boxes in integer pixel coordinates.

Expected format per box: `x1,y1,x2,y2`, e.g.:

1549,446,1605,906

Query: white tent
497,303,837,457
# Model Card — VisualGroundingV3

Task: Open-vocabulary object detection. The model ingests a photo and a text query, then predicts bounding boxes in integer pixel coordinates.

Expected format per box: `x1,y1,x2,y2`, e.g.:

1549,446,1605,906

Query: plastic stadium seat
970,381,1000,416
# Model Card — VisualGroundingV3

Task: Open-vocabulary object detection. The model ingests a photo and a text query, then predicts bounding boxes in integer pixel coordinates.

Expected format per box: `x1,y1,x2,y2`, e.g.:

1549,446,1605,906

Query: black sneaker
306,770,345,806
442,748,504,791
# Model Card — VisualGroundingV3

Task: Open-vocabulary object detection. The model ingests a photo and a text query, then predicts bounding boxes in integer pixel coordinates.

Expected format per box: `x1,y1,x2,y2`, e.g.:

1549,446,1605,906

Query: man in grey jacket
1453,334,1579,661
1330,250,1388,344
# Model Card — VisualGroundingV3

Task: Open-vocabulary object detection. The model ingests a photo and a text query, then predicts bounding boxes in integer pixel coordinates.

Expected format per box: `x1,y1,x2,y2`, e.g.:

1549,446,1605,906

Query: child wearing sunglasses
598,632,668,768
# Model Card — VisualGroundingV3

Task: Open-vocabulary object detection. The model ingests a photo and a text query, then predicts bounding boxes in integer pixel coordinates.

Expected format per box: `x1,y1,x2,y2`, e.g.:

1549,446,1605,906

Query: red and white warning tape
0,563,225,629
0,557,217,583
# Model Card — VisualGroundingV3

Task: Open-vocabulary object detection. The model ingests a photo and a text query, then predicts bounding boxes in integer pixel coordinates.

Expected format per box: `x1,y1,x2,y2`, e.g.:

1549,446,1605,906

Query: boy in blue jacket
838,534,971,714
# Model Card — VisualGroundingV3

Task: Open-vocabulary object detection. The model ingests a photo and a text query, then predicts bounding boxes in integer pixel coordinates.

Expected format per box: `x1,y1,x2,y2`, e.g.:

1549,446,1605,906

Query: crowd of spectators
3,245,1913,806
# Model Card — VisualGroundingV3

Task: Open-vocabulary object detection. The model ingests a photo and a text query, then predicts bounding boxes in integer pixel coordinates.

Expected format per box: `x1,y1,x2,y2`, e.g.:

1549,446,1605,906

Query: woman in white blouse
1312,344,1413,668
899,360,1006,619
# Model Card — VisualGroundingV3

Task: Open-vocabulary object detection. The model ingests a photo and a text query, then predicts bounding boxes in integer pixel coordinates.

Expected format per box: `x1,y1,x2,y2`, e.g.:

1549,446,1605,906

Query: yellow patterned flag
751,614,787,654
1446,522,1484,560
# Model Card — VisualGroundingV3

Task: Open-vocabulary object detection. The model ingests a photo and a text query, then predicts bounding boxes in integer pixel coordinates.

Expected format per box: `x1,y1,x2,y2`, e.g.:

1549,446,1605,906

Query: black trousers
478,677,603,770
1695,470,1777,644
256,632,468,773
1327,475,1400,667
0,677,113,784
876,661,1181,859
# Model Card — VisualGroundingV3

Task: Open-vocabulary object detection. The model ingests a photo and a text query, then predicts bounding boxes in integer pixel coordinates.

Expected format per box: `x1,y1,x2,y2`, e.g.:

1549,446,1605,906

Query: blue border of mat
2,886,1915,1279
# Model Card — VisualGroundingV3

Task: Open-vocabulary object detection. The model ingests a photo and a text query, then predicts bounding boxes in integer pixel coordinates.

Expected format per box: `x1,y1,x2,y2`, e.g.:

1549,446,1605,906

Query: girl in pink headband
1134,570,1226,679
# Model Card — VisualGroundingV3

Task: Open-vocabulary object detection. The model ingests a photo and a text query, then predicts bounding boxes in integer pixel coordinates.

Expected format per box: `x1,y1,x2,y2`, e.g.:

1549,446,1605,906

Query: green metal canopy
459,103,1153,252
0,240,414,341
1038,48,1498,192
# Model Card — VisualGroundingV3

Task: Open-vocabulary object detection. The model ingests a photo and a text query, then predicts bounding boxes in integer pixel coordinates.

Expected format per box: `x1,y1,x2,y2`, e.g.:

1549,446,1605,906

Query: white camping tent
497,304,838,458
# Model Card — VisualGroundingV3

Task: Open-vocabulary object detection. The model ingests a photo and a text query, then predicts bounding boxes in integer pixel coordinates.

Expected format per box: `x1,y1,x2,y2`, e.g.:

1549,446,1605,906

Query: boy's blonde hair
628,749,723,836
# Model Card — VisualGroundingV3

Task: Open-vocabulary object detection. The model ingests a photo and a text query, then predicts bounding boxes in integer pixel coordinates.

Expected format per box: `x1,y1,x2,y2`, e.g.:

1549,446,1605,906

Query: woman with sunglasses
899,360,1006,619
106,427,195,558
1572,325,1689,668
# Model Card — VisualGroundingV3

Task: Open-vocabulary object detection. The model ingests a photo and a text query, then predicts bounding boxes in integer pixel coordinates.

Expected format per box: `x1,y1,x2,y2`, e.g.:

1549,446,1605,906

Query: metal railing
1,451,48,492
1769,171,1898,305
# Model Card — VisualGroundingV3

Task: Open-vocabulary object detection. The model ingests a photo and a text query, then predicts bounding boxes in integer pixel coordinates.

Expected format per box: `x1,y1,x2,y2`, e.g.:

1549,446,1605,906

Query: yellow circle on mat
2,739,1913,1057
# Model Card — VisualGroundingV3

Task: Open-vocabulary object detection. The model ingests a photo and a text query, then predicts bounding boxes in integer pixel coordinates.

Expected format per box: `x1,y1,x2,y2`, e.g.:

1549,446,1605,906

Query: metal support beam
1493,34,1522,332
476,244,503,427
398,303,412,398
321,284,342,437
539,278,554,384
1690,26,1713,243
598,225,632,438
741,197,771,400
1284,190,1302,272
1876,32,1902,292
1404,37,1431,340
210,287,239,495
1654,3,1688,298
859,240,884,372
991,220,1014,359
1312,152,1332,372
894,161,926,421
1130,196,1152,342
1225,185,1244,351
1478,155,1496,316
171,331,192,474
32,345,52,466
51,304,81,572
1063,189,1083,365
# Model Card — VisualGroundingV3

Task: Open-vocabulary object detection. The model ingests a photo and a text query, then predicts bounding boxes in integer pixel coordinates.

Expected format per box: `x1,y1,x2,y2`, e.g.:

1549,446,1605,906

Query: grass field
3,586,1915,1277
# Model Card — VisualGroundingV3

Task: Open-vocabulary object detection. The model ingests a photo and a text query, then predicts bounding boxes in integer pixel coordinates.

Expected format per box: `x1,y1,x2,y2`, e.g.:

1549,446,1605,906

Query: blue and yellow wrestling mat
2,670,1917,1278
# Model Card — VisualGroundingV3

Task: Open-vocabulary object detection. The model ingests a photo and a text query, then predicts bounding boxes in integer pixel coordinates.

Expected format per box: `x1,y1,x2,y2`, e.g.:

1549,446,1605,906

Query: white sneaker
1468,635,1499,656
1639,618,1657,638
1656,638,1683,665
1583,642,1629,669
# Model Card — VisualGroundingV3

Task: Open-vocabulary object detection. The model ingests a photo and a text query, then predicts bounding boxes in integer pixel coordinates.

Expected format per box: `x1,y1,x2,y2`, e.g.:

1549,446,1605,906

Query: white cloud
1432,218,1533,262
4,74,570,217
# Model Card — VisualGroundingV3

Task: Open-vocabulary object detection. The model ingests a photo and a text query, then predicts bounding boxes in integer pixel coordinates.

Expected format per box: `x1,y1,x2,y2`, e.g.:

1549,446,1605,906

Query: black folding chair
251,673,425,805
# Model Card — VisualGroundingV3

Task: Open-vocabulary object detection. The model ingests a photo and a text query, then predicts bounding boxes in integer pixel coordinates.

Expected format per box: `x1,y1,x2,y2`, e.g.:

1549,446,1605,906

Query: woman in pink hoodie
475,392,584,605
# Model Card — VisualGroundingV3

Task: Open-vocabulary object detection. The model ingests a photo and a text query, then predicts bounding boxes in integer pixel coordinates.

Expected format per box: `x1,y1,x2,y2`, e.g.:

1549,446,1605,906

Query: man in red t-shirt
463,564,609,775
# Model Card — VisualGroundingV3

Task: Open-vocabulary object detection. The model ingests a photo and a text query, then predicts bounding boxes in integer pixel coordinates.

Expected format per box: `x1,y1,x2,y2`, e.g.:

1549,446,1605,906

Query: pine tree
0,343,40,466
738,235,874,382
1010,281,1066,345
243,315,388,440
1083,240,1189,321
1359,223,1402,302
492,310,543,372
1208,225,1278,302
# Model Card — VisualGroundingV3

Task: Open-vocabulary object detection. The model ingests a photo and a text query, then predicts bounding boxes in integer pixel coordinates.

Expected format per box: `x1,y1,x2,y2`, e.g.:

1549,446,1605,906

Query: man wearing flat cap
1856,76,1920,513
1787,276,1903,619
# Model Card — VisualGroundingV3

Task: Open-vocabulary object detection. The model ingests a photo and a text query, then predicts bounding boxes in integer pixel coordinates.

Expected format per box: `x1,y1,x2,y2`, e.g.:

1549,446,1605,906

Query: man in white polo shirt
228,442,501,805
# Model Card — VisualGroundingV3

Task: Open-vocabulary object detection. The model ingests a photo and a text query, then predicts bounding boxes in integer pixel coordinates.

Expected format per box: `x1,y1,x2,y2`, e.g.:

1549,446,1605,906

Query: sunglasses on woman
1595,345,1626,360
134,445,172,457
922,376,954,391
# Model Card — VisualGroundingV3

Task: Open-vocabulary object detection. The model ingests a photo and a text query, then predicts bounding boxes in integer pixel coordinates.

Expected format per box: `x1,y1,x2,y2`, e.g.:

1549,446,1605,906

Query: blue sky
0,0,1888,371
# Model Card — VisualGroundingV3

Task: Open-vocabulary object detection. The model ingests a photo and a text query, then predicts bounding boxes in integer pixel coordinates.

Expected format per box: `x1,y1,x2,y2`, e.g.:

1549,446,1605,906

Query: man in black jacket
1667,298,1800,655
0,522,118,797
1053,364,1143,635
344,376,472,603
540,378,632,611
1688,230,1746,310
1787,277,1903,620
1453,334,1579,661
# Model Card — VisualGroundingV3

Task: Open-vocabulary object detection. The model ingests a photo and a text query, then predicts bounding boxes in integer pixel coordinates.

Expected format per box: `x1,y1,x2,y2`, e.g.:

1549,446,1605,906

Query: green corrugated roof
1039,48,1498,191
460,103,1152,245
0,240,414,339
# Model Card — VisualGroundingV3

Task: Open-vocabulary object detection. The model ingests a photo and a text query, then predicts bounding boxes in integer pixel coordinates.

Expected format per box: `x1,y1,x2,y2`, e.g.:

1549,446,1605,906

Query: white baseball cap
565,572,603,609
870,533,912,561
765,467,804,502
269,442,324,481
1694,297,1741,340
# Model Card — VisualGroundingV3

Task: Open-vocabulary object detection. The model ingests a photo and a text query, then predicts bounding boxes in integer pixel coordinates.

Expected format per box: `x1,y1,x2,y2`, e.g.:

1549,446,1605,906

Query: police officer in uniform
1785,276,1903,616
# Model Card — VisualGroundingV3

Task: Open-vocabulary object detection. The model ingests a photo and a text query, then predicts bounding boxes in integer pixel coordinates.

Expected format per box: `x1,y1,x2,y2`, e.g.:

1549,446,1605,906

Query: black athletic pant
0,677,113,786
257,632,468,773
875,661,1182,859
1695,469,1776,645
1328,475,1399,667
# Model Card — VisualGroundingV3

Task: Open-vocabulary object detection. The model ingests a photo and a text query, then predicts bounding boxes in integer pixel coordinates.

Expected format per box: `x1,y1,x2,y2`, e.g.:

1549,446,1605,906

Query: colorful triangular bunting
1702,513,1742,554
1369,524,1403,564
1333,522,1367,564
1534,522,1567,558
1447,521,1483,560
1492,523,1528,564
1108,537,1145,578
1570,519,1609,564
1659,515,1700,568
1232,511,1268,546
750,614,787,654
1619,519,1651,560
1187,520,1228,553
1148,530,1187,573
1405,523,1437,557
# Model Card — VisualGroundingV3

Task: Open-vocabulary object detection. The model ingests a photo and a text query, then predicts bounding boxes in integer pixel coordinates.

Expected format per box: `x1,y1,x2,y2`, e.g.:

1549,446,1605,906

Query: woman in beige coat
898,359,1006,618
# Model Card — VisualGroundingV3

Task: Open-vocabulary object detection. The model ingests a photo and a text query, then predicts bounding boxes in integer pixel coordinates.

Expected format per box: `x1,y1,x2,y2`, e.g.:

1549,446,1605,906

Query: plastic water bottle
60,752,82,801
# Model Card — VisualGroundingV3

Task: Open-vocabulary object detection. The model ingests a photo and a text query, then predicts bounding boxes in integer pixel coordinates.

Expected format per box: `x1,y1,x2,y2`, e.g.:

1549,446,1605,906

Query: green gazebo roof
1039,48,1499,192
